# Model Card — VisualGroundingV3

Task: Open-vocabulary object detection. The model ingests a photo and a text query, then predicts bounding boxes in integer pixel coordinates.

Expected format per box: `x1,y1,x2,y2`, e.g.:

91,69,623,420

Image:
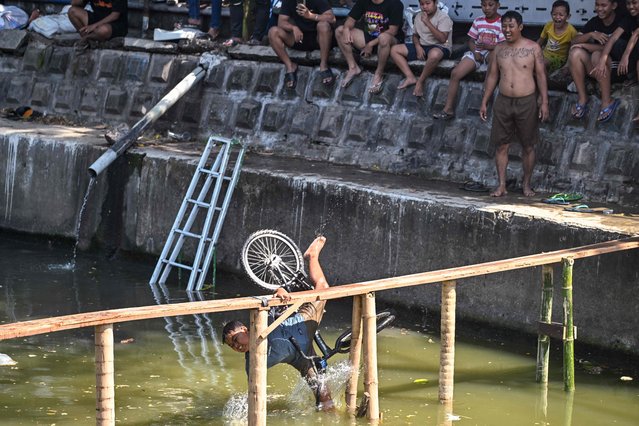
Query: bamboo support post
436,399,454,426
345,295,363,414
536,265,554,383
439,280,456,402
562,257,575,392
248,308,269,426
95,324,115,426
362,292,379,420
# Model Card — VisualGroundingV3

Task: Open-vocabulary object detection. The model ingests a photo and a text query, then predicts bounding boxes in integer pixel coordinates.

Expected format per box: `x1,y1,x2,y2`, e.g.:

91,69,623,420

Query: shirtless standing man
479,10,549,197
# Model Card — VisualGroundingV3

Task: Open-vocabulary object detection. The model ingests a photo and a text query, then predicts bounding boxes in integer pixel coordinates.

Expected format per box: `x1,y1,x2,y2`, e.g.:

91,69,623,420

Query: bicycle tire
241,229,305,291
334,311,396,354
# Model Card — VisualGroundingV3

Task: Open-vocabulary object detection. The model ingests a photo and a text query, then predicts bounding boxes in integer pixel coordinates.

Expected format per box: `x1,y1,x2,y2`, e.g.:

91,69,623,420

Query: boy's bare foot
187,18,201,26
341,67,361,88
490,186,508,197
397,77,417,89
523,186,535,197
29,9,40,23
413,82,424,97
304,236,326,259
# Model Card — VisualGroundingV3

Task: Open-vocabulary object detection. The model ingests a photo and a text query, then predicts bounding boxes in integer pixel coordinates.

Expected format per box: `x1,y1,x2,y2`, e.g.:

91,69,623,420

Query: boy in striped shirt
433,0,504,119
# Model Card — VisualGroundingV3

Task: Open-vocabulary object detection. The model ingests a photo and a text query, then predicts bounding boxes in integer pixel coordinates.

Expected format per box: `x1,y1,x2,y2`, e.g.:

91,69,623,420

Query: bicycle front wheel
241,229,305,291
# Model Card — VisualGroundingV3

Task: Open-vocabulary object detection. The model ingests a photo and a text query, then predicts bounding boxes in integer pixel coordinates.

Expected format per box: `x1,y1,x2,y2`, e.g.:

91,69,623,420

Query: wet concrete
1,118,638,354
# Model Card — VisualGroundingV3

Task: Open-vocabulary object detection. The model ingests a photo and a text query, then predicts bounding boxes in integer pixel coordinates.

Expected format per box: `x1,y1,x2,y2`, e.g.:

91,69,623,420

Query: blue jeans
187,0,222,30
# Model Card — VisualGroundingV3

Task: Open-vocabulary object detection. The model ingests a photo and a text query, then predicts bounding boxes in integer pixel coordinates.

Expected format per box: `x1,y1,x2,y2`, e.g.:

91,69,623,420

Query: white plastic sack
0,5,29,30
28,6,78,38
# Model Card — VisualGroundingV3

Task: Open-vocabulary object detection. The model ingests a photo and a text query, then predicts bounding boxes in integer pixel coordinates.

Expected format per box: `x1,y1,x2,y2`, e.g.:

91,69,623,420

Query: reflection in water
0,236,638,425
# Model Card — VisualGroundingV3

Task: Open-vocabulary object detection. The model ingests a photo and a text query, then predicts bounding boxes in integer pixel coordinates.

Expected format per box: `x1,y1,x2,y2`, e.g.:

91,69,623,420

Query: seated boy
568,0,632,122
390,0,453,97
433,0,503,119
335,0,405,93
268,0,336,89
537,0,578,74
222,236,334,410
68,0,127,51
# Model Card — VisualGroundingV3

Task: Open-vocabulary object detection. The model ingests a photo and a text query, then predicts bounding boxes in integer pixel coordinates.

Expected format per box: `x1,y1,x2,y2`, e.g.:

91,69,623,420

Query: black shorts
610,38,628,83
491,93,539,147
292,31,319,51
406,43,451,61
88,11,128,38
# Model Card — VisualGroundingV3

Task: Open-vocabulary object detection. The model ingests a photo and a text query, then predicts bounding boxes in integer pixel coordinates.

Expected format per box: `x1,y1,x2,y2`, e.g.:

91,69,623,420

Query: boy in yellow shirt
537,0,578,73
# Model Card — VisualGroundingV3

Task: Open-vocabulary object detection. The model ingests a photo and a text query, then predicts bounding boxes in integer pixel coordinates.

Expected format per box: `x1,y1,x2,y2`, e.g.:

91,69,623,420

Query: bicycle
241,229,396,372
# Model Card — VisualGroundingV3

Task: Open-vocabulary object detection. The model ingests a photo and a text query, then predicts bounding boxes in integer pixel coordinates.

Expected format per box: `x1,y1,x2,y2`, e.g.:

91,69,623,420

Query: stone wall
1,34,638,206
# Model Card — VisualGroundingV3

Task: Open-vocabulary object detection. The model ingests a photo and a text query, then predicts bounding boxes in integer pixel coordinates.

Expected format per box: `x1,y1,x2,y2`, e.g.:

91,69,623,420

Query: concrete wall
1,126,637,354
1,35,638,207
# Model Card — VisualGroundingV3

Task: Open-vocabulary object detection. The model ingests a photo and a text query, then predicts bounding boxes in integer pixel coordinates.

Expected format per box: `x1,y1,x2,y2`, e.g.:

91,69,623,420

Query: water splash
287,360,353,410
223,392,248,422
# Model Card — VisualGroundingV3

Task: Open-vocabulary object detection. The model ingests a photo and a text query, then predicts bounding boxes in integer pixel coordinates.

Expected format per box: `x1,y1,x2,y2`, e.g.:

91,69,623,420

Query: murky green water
0,234,637,425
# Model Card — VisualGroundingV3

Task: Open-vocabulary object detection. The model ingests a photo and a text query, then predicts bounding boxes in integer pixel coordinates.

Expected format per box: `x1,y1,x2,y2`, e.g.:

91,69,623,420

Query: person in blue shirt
222,236,334,410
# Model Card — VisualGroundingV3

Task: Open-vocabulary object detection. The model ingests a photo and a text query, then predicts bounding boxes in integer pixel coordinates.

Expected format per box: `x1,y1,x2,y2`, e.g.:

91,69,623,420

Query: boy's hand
420,13,431,26
361,43,373,57
273,287,291,303
415,44,425,60
590,31,608,45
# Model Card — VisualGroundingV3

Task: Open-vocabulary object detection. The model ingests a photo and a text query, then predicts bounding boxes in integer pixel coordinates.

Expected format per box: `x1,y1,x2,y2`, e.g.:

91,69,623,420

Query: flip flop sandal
433,111,455,120
542,192,583,204
564,204,594,212
368,77,385,95
222,38,241,48
572,102,588,119
284,67,298,90
597,99,620,122
460,181,488,192
318,68,335,86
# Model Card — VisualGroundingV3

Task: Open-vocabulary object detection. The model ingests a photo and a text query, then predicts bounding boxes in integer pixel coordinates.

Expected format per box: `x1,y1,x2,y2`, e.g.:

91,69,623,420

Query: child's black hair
222,320,245,343
552,0,571,15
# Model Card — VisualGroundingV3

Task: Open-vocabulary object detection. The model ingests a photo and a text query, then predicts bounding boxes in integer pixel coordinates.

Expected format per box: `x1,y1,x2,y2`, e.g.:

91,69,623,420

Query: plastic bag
28,6,76,38
0,5,29,30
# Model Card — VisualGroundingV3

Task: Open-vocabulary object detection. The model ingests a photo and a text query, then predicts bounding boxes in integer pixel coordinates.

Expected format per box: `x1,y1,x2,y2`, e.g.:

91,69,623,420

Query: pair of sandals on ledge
572,98,619,122
284,67,335,90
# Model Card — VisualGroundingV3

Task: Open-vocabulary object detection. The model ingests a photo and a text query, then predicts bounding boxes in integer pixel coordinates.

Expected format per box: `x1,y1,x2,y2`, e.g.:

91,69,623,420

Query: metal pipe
88,54,223,178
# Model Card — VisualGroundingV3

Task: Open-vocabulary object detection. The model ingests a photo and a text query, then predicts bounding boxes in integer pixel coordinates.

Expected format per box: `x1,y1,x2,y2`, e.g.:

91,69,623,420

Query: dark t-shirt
583,12,633,40
90,0,128,26
280,0,332,33
348,0,404,40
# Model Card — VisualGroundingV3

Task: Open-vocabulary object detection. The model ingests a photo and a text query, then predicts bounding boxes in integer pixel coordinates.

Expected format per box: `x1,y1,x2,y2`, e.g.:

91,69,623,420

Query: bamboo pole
562,257,575,392
248,308,269,426
95,324,115,426
536,265,554,383
345,295,363,413
439,280,456,402
436,399,454,426
362,292,379,420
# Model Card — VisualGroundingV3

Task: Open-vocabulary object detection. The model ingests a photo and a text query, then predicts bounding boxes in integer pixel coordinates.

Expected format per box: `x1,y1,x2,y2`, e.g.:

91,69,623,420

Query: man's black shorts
88,11,128,38
292,31,320,51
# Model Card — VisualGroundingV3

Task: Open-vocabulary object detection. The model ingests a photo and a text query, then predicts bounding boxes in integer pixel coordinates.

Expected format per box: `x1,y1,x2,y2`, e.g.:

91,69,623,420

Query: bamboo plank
345,295,363,413
536,265,553,383
248,308,268,426
439,281,456,402
0,237,637,341
258,301,304,339
562,258,575,392
362,293,379,420
95,324,115,426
